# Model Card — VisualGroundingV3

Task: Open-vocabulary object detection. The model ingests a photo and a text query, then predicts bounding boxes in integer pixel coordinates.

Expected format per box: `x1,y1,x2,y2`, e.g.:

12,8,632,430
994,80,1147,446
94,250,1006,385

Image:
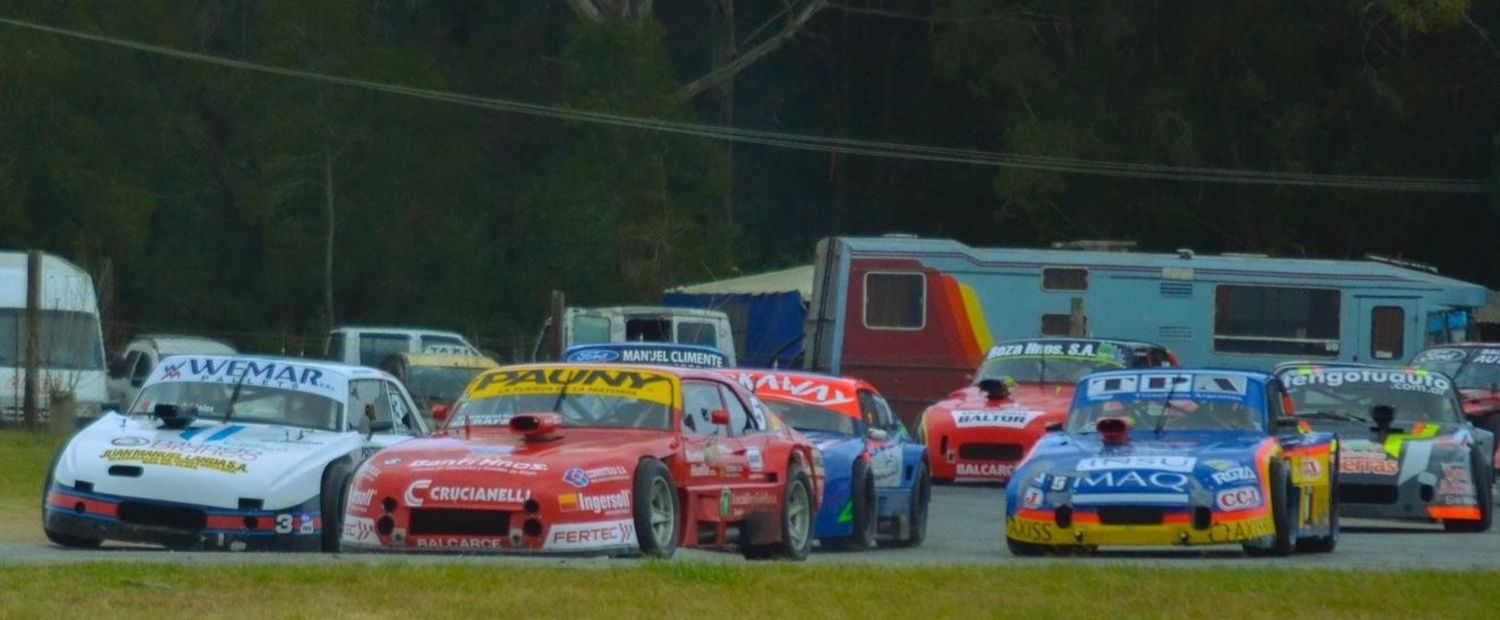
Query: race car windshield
1067,397,1265,433
407,366,487,403
129,381,344,432
978,355,1124,385
1283,377,1461,424
446,393,670,431
759,399,857,436
1414,356,1500,392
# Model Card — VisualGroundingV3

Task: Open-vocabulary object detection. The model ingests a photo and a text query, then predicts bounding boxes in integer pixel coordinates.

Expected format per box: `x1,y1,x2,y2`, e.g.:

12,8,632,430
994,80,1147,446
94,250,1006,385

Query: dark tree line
1,1,1496,356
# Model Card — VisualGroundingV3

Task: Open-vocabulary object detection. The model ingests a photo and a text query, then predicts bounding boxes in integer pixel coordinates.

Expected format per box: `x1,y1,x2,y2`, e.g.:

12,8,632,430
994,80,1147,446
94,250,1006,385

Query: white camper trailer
0,252,109,425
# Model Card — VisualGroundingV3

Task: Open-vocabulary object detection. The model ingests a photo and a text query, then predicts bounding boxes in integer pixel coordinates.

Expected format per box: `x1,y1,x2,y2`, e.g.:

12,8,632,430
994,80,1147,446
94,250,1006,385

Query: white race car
42,354,428,551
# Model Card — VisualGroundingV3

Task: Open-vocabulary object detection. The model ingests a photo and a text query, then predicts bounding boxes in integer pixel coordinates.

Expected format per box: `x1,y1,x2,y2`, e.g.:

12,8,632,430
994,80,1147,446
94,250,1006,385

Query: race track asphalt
5,485,1499,569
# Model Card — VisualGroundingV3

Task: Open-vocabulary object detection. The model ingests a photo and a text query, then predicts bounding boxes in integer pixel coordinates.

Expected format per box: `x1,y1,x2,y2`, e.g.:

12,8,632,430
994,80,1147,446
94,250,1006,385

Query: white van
562,306,736,364
0,252,109,423
324,326,481,367
107,334,238,405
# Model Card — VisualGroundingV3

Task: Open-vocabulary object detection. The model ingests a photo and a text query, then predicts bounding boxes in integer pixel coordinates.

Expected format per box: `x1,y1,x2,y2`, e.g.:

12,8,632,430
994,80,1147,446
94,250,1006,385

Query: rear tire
42,446,102,550
320,459,354,552
889,460,930,548
823,459,876,551
632,458,678,558
1443,448,1493,533
1244,460,1293,557
742,462,814,561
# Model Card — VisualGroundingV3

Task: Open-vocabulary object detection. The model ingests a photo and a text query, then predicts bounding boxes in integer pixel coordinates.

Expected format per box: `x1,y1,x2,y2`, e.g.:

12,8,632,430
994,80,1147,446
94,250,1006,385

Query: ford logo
567,349,621,362
1414,348,1466,363
111,436,151,447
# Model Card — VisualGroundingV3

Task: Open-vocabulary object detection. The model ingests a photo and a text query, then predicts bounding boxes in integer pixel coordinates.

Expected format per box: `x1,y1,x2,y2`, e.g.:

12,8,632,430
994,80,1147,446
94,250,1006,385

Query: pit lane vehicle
342,363,823,559
721,369,930,549
1004,369,1337,556
918,338,1176,484
1275,362,1494,532
42,355,429,551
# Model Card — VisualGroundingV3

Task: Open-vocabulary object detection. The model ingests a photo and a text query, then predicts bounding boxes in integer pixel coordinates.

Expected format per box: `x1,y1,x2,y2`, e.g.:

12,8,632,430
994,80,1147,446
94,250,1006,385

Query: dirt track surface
7,486,1500,569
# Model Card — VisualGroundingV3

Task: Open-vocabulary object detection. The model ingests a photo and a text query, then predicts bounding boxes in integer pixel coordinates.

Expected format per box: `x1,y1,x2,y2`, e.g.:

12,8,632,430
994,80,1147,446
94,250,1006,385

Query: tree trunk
323,151,337,329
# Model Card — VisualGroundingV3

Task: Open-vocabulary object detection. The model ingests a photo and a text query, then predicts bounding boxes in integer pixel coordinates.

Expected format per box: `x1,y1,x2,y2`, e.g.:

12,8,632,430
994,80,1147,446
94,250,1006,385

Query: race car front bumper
43,485,324,551
1005,507,1275,547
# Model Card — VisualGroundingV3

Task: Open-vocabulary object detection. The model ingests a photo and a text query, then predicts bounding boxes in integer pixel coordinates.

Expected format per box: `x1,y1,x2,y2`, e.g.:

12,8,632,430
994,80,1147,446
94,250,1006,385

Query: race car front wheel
824,458,876,551
889,459,930,548
1244,459,1293,557
1443,449,1493,533
743,462,814,561
320,459,354,552
632,458,678,558
42,446,102,549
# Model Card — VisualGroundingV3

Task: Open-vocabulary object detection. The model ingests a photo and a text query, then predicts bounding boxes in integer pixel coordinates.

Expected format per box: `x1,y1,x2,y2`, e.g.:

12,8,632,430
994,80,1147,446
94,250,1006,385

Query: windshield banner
985,340,1127,365
467,367,677,406
1281,367,1451,395
1083,372,1255,403
148,357,345,400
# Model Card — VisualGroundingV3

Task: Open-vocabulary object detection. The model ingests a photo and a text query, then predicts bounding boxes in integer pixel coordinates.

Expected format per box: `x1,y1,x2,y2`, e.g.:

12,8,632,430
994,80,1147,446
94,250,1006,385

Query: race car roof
719,369,868,416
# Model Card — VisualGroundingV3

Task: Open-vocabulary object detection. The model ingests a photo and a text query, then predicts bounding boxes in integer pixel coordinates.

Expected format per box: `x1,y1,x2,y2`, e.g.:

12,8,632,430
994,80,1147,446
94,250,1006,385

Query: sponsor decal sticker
1077,470,1191,492
730,490,778,507
382,457,402,466
349,488,374,509
951,410,1042,429
1215,486,1263,511
1076,456,1196,473
100,449,248,474
558,490,631,514
1022,487,1044,509
746,447,764,473
110,436,151,447
719,488,732,517
544,519,637,550
1299,457,1323,481
1210,466,1256,485
342,516,377,544
1282,367,1452,395
561,465,628,489
415,537,506,550
728,373,853,406
406,457,547,474
467,368,677,405
1207,518,1275,543
1439,463,1476,496
1339,450,1399,476
957,463,1014,478
1006,518,1053,543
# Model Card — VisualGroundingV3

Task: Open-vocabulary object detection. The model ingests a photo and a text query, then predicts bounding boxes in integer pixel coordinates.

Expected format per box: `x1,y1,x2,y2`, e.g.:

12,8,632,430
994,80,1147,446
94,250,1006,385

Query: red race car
917,338,1175,483
341,363,822,559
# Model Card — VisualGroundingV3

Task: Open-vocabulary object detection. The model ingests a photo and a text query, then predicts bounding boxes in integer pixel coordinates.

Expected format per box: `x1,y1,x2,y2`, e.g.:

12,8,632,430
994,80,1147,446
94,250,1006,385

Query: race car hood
54,412,361,510
923,384,1075,433
1012,432,1271,509
356,428,674,493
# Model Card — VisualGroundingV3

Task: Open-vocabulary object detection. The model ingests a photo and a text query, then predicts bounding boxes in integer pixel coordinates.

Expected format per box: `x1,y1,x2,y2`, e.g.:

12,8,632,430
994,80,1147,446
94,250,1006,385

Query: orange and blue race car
1004,369,1338,556
721,369,931,550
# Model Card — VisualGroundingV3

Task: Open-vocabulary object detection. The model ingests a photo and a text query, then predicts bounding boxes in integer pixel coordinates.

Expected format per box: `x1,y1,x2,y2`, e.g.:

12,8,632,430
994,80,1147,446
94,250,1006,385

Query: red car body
341,364,822,558
917,338,1176,483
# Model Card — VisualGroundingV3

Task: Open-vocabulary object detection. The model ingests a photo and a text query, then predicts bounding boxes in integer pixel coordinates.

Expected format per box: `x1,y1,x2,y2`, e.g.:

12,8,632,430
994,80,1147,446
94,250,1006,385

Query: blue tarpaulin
661,291,805,369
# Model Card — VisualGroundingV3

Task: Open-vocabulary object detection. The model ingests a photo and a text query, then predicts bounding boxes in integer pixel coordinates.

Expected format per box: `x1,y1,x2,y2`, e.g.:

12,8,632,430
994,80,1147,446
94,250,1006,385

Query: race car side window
350,379,396,433
681,380,725,437
130,351,154,384
716,384,752,435
857,390,881,429
382,380,422,435
871,393,903,435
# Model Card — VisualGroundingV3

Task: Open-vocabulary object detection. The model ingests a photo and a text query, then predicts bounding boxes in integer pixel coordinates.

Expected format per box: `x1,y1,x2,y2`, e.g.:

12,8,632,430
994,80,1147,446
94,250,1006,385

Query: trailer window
1041,313,1085,336
863,272,926,330
0,309,104,370
1370,306,1404,360
1213,286,1340,357
1042,267,1088,291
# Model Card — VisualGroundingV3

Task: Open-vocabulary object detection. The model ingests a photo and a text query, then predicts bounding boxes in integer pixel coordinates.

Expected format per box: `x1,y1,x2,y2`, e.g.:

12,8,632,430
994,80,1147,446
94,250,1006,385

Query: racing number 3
275,514,316,534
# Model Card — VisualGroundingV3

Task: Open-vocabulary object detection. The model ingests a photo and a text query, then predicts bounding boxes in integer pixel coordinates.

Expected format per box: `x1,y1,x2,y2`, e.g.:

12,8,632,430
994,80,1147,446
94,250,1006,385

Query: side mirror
431,404,449,423
710,409,731,426
355,414,372,439
1045,421,1064,433
1275,417,1303,429
867,428,889,442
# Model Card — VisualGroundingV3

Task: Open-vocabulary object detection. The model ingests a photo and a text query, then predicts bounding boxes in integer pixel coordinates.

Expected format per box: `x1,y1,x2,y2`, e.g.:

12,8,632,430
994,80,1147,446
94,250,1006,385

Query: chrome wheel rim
787,480,811,549
649,477,675,544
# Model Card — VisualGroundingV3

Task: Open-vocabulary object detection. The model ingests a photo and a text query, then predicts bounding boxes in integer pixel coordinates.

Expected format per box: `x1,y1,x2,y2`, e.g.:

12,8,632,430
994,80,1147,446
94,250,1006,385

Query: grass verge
0,429,65,542
0,562,1493,619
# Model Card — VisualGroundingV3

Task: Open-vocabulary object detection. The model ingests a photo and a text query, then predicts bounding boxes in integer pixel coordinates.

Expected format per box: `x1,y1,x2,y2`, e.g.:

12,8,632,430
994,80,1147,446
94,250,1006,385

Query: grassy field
0,430,64,542
0,562,1493,619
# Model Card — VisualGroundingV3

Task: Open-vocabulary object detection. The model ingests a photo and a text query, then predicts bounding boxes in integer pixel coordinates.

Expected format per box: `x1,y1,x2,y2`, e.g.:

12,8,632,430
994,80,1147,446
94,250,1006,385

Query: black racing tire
888,459,931,548
320,459,354,552
1006,536,1048,557
41,446,102,549
1297,450,1339,553
632,458,678,558
742,462,815,561
823,458,877,551
1444,448,1493,533
1244,459,1293,557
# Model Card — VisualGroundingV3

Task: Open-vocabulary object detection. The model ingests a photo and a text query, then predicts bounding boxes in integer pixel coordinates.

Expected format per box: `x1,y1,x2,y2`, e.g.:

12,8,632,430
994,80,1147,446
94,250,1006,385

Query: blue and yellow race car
723,369,931,549
1004,369,1338,556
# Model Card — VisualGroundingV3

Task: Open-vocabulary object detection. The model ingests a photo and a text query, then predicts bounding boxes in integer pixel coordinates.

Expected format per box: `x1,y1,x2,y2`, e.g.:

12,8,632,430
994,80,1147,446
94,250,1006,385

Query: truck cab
562,306,736,365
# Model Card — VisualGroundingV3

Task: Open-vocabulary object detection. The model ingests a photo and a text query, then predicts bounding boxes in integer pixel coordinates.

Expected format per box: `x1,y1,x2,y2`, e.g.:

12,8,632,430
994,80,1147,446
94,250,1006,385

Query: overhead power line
0,15,1492,194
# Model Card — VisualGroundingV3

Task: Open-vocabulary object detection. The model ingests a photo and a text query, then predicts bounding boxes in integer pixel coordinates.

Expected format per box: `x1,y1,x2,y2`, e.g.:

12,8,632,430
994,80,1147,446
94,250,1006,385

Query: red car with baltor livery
341,363,822,559
917,338,1175,483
